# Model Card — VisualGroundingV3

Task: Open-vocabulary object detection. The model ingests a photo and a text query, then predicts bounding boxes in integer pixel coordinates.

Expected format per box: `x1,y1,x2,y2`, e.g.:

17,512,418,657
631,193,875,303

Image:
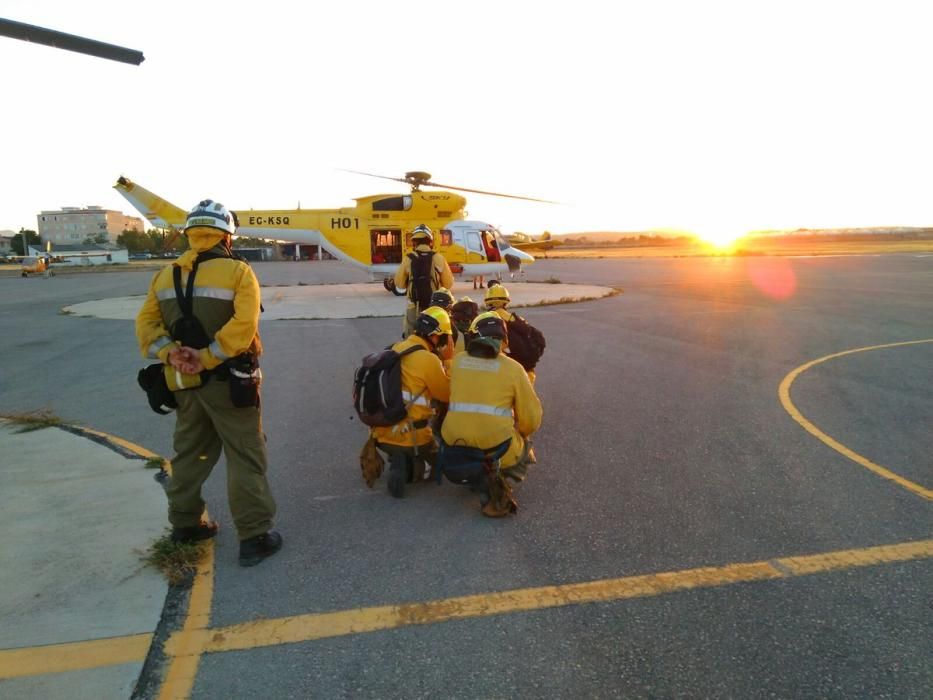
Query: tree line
7,227,279,256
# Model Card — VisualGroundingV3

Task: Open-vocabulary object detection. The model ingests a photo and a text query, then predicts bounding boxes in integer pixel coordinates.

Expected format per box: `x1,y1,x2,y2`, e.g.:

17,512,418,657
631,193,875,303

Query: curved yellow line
779,339,933,500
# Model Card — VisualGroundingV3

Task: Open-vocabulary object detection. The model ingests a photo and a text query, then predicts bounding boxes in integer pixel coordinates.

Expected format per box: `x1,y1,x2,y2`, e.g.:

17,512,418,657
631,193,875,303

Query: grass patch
0,409,62,433
144,532,210,585
145,456,166,470
541,276,562,284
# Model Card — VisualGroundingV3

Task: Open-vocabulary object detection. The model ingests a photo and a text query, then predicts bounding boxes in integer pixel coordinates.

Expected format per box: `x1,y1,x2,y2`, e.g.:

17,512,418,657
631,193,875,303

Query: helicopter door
481,231,501,262
371,229,402,264
465,231,485,262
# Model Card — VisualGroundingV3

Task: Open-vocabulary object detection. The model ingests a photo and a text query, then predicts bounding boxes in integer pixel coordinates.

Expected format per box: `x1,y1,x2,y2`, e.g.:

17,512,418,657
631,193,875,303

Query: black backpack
506,315,546,371
353,345,425,427
408,252,435,311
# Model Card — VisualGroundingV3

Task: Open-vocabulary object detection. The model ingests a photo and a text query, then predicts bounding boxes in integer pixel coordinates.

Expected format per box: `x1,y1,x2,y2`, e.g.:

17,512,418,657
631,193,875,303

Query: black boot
238,530,283,567
387,454,411,498
171,520,219,544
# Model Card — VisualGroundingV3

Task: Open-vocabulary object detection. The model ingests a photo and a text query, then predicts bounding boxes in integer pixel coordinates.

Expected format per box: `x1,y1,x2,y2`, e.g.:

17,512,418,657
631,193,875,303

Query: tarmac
0,278,616,699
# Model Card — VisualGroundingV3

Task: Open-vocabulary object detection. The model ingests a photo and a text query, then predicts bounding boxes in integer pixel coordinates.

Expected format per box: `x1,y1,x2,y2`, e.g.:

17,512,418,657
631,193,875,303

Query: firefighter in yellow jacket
135,200,282,567
442,312,543,516
373,306,453,497
484,283,537,385
395,225,454,337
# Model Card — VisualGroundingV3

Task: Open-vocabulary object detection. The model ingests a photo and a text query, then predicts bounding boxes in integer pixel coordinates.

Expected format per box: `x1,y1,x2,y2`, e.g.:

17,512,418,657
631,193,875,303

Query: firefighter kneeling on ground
483,282,537,385
450,295,479,354
373,306,453,498
441,312,542,517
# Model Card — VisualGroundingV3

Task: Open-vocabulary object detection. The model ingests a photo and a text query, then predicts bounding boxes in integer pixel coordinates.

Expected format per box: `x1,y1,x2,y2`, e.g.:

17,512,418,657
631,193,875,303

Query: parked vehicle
21,257,52,277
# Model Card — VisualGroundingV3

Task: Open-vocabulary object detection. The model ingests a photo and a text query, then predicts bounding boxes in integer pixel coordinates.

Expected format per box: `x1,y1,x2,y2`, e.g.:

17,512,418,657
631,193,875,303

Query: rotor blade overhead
0,18,145,65
339,168,559,203
337,169,412,185
423,181,559,204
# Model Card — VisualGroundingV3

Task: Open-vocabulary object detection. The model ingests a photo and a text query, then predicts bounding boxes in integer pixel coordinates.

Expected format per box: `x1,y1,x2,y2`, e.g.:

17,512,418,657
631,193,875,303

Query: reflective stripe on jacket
441,352,542,461
372,335,450,448
135,239,262,370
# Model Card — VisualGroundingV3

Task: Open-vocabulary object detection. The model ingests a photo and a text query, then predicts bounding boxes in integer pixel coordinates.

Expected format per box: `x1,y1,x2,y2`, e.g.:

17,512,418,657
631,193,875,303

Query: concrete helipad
63,282,617,320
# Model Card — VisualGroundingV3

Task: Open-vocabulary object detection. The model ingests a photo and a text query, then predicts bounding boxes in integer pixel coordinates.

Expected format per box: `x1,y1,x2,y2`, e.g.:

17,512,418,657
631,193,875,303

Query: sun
691,226,747,248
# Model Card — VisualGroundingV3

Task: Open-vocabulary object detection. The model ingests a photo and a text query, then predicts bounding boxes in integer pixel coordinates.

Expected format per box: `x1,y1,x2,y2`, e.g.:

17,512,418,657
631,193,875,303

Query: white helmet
185,199,237,235
411,224,433,243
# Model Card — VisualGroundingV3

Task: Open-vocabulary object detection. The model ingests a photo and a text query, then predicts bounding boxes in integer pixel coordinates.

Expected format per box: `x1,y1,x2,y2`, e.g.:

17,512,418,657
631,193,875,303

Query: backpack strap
172,260,200,320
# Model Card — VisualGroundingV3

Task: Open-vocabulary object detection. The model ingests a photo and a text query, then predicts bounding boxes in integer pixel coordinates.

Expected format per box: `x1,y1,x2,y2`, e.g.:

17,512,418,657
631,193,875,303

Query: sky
2,0,932,238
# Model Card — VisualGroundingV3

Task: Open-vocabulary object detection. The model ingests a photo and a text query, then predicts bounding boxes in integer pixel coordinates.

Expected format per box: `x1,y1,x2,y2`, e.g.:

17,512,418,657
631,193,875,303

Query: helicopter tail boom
113,176,187,229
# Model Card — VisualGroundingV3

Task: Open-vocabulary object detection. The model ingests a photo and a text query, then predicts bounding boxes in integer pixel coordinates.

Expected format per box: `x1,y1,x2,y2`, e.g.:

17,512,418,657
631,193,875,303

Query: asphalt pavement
0,257,930,699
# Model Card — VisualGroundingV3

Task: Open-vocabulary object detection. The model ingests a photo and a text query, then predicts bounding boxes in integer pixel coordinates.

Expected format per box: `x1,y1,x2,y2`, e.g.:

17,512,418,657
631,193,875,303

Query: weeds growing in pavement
144,532,210,585
0,409,63,433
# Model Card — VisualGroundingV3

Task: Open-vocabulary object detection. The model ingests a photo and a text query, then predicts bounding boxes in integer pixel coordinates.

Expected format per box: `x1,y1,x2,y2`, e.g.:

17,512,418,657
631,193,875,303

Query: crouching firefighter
365,307,452,497
135,199,282,567
440,312,543,517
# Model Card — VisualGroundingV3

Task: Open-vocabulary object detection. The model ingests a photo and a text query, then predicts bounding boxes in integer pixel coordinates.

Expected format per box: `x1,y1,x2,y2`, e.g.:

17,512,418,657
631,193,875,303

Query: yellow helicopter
114,171,551,294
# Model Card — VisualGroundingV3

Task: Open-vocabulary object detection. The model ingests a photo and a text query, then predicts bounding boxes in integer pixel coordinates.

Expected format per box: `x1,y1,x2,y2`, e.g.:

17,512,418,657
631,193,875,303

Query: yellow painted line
779,339,933,500
157,537,215,700
164,539,933,657
76,426,161,460
0,634,152,680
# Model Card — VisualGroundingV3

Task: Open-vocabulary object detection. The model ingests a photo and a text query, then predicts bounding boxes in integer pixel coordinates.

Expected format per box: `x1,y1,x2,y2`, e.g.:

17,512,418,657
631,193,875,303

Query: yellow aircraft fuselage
114,177,533,276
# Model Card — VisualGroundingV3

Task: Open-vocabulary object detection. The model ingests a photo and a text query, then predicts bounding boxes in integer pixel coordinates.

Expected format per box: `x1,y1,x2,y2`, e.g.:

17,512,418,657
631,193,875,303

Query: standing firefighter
395,224,454,337
368,307,453,497
135,200,282,567
441,312,542,516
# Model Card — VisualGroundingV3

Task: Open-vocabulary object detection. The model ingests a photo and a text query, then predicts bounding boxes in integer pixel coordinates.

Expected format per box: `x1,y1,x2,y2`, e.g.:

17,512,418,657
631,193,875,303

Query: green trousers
168,379,276,540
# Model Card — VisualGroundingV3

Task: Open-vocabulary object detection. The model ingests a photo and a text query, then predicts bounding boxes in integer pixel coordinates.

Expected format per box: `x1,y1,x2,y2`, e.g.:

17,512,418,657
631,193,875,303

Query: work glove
360,435,384,488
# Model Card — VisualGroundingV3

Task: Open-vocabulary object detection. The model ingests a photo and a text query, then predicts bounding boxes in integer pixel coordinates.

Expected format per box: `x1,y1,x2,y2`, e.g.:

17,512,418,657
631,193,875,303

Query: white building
37,206,145,245
26,242,129,265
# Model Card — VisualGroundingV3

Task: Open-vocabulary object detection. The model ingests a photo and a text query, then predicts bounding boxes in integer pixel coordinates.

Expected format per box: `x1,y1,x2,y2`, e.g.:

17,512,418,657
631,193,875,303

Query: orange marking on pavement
779,339,933,500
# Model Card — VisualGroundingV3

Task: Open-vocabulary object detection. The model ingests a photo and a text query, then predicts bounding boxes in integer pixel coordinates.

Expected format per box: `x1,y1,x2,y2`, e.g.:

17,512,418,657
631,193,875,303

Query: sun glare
691,227,747,249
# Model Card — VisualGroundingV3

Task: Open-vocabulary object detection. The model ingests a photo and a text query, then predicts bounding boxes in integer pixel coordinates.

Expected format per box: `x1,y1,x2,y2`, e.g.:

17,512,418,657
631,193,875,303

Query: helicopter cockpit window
372,196,412,212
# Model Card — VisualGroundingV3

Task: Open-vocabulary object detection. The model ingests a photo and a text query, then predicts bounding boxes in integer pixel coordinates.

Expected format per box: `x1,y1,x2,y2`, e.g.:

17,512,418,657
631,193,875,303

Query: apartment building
37,206,145,245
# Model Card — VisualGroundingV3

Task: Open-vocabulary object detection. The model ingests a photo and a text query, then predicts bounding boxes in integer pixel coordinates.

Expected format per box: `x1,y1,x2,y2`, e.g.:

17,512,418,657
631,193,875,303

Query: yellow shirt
442,351,542,461
372,335,450,448
135,235,262,370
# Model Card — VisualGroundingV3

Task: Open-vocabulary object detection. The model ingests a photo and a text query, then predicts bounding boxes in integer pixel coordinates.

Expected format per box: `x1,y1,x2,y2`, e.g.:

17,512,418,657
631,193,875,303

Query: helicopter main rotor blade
337,168,412,185
424,181,560,204
339,168,560,203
